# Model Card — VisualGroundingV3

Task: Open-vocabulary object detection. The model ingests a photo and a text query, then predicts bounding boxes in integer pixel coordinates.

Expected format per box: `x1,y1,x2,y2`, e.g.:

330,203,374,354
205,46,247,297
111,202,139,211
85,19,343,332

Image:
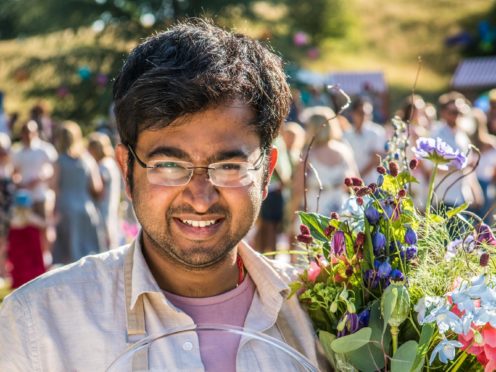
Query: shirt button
182,341,193,351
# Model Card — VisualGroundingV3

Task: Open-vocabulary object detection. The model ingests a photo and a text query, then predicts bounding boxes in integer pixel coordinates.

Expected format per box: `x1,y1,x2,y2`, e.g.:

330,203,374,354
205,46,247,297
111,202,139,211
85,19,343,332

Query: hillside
0,0,493,124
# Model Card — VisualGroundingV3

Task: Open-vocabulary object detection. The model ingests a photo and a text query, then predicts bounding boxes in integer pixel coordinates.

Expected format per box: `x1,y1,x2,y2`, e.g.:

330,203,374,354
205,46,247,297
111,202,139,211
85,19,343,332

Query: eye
154,161,184,169
217,163,243,171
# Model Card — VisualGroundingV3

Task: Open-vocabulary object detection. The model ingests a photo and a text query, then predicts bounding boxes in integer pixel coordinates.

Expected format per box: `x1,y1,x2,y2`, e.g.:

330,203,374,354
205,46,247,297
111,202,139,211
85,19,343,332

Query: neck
141,236,241,298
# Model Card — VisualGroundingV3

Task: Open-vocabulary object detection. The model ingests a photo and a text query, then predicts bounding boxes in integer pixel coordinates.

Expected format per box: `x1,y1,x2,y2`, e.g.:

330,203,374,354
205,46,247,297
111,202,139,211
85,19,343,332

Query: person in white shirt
430,92,483,209
343,97,386,185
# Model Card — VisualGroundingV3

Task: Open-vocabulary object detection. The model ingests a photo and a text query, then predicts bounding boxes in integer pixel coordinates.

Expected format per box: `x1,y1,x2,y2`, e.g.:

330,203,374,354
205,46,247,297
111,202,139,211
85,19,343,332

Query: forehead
136,101,261,160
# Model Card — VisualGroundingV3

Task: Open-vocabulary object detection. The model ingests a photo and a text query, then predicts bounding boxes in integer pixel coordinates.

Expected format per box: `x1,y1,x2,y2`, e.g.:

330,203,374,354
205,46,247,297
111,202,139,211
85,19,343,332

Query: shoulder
260,256,300,284
5,245,129,303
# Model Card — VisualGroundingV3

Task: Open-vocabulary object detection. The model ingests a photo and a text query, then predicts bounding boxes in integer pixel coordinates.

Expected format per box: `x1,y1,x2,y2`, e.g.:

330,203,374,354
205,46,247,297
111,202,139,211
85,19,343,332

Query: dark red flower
299,224,311,235
357,197,364,206
331,212,340,220
389,161,399,177
356,187,372,197
351,177,363,186
355,232,366,248
344,178,353,187
409,159,419,170
480,252,490,267
296,234,313,244
398,189,407,198
324,225,335,237
377,166,387,175
368,183,377,193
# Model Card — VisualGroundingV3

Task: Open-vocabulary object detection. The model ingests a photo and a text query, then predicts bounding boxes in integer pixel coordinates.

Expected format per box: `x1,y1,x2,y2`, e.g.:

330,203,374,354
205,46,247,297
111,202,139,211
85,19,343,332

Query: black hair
113,19,290,189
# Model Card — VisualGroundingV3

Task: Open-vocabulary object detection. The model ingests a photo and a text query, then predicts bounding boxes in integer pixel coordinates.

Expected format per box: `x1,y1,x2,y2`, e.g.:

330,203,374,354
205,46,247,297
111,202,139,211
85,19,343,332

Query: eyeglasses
127,146,265,187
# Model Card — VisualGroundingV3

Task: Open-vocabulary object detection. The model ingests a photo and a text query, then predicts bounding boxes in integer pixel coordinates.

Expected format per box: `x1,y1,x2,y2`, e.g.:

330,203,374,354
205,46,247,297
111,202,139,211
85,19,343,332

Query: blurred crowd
0,99,136,289
1,86,496,289
250,86,496,259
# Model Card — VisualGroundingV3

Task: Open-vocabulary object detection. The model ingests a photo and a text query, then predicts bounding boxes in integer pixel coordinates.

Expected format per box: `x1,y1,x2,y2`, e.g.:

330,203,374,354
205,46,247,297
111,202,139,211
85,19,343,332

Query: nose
181,169,220,213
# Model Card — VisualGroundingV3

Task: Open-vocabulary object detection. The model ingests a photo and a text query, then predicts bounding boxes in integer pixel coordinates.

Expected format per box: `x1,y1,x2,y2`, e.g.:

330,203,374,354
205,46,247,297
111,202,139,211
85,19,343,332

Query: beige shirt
0,235,324,371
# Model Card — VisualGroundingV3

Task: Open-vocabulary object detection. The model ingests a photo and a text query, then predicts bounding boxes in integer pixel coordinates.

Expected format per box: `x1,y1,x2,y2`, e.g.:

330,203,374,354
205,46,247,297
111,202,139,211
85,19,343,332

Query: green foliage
330,327,372,353
390,340,418,372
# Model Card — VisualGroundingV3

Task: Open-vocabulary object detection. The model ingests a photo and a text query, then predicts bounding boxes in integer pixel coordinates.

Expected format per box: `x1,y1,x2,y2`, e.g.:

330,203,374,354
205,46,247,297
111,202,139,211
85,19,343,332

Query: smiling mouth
179,218,218,228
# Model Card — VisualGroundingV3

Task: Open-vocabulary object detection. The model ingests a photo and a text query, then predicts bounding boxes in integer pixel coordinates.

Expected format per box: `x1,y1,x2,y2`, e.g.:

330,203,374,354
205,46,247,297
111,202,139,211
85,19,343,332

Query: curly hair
113,19,291,152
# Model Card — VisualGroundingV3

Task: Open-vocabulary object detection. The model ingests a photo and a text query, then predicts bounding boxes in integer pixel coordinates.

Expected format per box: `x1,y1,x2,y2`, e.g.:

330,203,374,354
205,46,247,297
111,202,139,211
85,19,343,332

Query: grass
0,0,493,121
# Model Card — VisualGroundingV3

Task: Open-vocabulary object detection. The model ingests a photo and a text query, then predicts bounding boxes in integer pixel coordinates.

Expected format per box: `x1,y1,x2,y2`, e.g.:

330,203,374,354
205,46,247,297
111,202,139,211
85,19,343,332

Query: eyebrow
146,146,251,163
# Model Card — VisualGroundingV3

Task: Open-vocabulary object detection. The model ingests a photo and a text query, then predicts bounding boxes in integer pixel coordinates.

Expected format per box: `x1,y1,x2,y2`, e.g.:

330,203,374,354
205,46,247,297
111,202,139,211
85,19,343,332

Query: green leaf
427,213,444,224
446,203,468,218
382,287,398,335
331,327,372,353
397,170,419,186
287,281,302,299
391,340,418,372
298,212,331,242
347,302,389,371
319,331,337,368
411,323,435,372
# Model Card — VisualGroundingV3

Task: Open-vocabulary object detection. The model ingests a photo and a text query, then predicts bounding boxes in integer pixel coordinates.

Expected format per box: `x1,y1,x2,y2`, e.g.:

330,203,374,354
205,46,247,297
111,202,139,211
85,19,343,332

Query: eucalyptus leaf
391,340,418,372
331,327,372,353
382,287,398,335
347,301,389,371
319,331,337,368
298,212,331,242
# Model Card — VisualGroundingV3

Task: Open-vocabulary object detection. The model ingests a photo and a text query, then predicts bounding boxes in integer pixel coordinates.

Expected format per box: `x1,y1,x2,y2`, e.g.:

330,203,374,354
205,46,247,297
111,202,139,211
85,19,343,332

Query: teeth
181,219,216,228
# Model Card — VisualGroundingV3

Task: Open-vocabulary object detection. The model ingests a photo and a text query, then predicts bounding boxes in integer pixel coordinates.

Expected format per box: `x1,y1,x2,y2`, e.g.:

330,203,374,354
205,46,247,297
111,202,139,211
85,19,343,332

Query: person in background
430,92,483,210
252,134,292,255
6,191,46,289
281,121,306,168
289,106,359,219
486,89,496,136
470,108,496,223
51,121,105,264
343,97,386,184
11,120,58,252
29,102,54,142
87,131,122,249
0,133,14,278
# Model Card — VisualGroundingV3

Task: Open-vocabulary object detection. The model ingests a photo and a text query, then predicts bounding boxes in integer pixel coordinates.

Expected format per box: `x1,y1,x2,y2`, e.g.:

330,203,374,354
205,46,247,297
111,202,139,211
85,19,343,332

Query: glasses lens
210,163,253,187
147,161,192,186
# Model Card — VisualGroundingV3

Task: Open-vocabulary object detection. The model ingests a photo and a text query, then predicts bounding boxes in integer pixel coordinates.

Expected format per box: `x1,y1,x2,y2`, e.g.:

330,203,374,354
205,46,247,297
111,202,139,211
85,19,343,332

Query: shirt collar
125,233,291,311
126,233,163,310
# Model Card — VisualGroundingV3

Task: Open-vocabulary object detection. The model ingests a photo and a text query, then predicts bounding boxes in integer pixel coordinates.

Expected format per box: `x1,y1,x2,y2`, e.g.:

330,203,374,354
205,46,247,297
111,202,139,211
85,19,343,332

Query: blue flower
372,232,386,254
414,296,446,324
358,309,371,327
376,260,392,279
400,245,418,260
365,206,381,225
390,269,405,282
429,338,462,365
424,308,463,334
404,227,417,245
413,137,467,171
377,174,384,187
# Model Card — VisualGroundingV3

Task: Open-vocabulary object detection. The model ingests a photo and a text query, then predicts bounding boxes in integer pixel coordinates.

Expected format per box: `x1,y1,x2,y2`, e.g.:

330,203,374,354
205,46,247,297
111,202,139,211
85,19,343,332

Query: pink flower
307,261,322,282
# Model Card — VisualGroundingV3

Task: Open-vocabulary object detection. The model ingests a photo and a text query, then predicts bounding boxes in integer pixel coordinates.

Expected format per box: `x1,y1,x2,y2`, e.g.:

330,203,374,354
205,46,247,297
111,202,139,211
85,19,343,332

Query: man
0,20,325,371
343,97,386,185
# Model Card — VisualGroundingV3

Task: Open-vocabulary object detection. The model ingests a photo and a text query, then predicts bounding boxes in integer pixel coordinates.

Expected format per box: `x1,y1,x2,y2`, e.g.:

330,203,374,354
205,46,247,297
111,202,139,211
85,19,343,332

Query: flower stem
447,351,468,372
391,326,399,354
425,164,438,215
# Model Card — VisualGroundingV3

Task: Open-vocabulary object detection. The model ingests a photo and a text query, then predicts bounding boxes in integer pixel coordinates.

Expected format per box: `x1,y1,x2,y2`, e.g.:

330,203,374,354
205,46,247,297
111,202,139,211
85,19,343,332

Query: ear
115,144,132,200
262,147,278,200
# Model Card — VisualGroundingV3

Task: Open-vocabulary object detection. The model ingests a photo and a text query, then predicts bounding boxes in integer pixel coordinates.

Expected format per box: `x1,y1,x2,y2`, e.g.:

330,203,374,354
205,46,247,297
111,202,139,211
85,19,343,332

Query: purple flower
358,309,371,327
475,224,496,246
376,260,392,279
413,137,467,170
391,269,405,282
332,230,346,256
372,232,386,254
404,227,417,245
401,245,418,260
390,240,402,253
364,269,379,289
365,206,381,225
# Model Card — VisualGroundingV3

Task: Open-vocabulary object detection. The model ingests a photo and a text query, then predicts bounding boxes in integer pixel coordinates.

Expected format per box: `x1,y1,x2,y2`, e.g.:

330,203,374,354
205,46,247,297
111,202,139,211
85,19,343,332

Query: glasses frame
127,145,266,187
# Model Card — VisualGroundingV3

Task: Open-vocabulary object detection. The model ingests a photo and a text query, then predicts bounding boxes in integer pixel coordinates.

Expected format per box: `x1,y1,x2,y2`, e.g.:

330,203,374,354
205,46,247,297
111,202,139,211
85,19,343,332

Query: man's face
442,103,460,128
118,101,276,269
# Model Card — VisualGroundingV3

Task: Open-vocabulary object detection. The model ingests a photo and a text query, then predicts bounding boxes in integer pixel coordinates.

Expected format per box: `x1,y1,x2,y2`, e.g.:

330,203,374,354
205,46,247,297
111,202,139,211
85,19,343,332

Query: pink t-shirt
164,275,255,372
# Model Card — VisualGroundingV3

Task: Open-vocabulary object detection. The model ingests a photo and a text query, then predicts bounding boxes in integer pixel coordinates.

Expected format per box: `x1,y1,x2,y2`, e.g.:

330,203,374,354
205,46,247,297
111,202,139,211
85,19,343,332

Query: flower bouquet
291,118,496,371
